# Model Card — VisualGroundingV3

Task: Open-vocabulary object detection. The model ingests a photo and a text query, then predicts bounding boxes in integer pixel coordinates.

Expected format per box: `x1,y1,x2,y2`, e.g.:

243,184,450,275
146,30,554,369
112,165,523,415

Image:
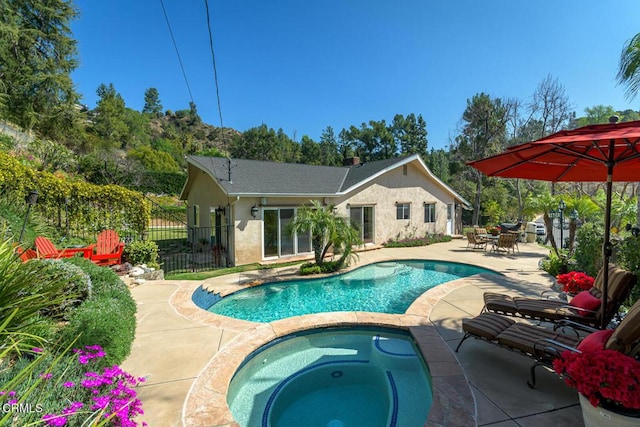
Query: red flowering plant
553,349,640,413
556,271,595,295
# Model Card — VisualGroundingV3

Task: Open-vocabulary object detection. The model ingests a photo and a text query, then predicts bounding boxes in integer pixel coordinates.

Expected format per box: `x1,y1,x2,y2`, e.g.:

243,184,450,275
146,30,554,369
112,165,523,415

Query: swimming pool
227,327,432,427
207,260,496,322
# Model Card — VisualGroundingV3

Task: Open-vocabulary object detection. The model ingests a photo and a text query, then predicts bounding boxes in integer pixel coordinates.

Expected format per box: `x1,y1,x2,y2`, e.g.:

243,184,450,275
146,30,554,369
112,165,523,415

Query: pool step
371,336,420,371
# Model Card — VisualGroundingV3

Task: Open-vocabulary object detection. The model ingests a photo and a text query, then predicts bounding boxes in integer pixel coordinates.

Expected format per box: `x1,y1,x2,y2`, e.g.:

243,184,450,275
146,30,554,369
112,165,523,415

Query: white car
536,223,546,236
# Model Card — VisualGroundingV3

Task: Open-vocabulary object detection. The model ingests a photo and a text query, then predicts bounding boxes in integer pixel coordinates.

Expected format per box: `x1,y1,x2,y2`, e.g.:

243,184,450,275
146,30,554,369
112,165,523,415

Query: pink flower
554,349,640,410
63,382,75,388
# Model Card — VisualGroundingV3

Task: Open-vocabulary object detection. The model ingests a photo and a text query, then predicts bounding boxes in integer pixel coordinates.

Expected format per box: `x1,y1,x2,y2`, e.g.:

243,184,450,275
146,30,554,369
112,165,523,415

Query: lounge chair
16,247,37,262
466,231,487,251
490,232,518,254
34,236,91,259
87,230,125,266
455,298,640,387
482,266,637,328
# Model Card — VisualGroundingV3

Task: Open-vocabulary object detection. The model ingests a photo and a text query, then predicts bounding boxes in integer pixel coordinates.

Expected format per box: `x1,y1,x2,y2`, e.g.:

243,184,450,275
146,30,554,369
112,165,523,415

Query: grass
166,259,306,280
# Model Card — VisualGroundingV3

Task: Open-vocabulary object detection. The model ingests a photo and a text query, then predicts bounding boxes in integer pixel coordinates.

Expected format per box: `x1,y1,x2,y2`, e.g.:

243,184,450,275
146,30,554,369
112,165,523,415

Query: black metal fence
15,193,231,274
142,198,231,274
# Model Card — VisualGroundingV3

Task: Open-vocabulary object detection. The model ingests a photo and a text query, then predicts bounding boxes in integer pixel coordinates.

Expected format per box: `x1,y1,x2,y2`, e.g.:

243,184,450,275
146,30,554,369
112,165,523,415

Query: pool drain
331,370,343,378
327,420,344,427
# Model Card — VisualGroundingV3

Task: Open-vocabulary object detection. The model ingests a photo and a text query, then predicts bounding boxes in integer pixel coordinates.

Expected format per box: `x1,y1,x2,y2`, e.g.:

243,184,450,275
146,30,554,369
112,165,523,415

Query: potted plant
556,271,595,295
553,349,640,426
486,226,500,236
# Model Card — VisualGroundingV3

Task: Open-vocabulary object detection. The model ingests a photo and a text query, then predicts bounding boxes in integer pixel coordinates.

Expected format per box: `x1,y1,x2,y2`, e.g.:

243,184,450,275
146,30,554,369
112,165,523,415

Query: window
424,203,436,223
403,165,408,175
192,205,200,227
396,203,410,220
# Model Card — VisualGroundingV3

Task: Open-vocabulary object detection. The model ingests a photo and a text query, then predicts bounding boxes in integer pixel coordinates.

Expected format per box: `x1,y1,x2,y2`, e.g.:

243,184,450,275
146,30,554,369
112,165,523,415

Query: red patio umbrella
468,118,640,328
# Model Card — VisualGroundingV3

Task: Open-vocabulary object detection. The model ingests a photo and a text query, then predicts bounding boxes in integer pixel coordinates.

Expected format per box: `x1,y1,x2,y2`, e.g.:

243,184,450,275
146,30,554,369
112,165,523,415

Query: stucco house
179,154,470,266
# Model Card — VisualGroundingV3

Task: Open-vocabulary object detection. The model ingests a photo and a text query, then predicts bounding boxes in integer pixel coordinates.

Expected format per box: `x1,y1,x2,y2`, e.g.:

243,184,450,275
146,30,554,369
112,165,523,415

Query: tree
452,93,512,225
528,75,573,138
391,113,428,157
318,126,340,166
617,32,640,100
128,146,179,172
0,0,80,138
425,148,450,183
91,83,128,149
617,32,640,225
229,124,299,162
300,135,321,165
142,88,163,117
288,200,361,270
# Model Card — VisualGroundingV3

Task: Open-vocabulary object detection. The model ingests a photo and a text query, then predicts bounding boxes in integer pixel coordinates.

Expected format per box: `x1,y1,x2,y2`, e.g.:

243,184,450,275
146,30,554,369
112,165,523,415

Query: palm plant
288,200,361,269
617,32,640,100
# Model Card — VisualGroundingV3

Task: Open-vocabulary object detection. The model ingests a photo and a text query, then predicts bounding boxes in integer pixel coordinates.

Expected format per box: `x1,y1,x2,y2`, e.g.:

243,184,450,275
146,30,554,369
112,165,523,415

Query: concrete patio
121,239,583,426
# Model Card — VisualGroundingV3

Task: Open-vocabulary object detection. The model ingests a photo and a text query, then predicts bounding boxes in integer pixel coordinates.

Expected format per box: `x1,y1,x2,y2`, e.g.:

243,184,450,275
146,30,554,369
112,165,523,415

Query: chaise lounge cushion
577,329,615,353
569,291,602,316
461,313,515,340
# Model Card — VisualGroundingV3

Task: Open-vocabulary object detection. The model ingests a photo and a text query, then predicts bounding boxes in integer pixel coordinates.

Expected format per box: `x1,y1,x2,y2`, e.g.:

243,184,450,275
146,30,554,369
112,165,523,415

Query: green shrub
37,259,92,319
574,223,603,277
616,234,640,306
299,262,321,275
123,239,160,267
61,296,136,368
320,260,342,273
539,250,573,277
383,233,452,248
60,257,136,367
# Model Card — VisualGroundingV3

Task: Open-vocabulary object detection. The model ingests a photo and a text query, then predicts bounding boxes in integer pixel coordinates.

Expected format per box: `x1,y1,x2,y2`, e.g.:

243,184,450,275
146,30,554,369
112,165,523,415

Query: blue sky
71,0,640,149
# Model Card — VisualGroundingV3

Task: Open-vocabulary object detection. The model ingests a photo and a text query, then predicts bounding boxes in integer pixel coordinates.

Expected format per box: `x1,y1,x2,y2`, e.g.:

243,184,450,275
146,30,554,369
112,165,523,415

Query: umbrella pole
601,160,614,329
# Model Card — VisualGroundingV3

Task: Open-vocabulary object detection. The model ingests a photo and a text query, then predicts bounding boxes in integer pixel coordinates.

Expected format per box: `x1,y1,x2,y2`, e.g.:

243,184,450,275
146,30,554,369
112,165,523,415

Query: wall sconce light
19,190,39,243
251,205,259,218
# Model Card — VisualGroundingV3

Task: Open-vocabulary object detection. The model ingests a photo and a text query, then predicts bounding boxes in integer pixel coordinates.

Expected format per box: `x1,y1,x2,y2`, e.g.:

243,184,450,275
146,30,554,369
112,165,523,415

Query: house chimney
342,156,360,166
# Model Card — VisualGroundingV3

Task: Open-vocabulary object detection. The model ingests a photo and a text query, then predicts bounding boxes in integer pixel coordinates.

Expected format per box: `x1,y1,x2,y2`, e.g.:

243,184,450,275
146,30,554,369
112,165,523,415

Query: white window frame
396,203,411,220
262,207,312,259
424,203,436,223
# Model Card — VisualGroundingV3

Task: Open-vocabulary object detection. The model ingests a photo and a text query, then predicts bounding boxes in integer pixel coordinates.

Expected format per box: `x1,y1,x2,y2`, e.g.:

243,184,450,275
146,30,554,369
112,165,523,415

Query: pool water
227,328,432,427
208,260,495,322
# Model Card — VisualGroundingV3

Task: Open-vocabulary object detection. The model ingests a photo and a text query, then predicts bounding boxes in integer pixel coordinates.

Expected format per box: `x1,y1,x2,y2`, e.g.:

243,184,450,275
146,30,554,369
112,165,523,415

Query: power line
204,0,224,129
159,0,194,104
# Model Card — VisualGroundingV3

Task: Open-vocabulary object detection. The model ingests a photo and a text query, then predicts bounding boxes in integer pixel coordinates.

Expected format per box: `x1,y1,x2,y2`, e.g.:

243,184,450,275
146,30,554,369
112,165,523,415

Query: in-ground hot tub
227,327,432,427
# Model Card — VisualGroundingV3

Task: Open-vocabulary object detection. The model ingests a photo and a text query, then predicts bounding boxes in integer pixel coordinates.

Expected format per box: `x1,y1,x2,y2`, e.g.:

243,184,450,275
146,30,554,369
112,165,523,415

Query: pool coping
171,268,489,426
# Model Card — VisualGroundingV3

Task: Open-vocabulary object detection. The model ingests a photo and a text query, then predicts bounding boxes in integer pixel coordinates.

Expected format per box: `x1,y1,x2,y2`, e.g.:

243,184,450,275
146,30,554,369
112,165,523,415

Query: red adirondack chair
16,247,38,262
88,230,125,266
34,236,91,259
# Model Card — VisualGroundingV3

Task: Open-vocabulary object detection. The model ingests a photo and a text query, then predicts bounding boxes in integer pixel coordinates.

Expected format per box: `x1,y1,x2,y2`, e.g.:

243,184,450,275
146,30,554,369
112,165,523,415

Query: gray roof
188,156,347,195
185,155,469,206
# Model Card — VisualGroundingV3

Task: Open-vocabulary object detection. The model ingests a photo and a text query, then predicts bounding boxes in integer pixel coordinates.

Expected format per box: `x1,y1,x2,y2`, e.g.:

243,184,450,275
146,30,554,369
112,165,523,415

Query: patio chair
87,229,125,266
474,227,488,235
455,297,640,387
482,266,637,328
16,247,37,262
490,232,518,255
466,231,487,251
34,236,91,259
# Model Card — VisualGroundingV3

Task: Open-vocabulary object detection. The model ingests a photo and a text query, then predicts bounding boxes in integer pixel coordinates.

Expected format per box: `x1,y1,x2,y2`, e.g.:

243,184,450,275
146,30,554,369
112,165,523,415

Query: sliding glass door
349,206,374,244
263,208,311,258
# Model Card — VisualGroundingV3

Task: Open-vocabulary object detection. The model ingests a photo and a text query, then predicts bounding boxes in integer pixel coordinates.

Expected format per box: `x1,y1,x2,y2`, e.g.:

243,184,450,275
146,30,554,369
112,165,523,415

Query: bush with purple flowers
0,345,146,426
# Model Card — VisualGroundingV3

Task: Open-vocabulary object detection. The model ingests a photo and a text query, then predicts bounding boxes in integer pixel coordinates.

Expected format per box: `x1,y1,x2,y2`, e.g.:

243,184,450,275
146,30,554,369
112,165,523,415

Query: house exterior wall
333,161,455,245
232,197,323,265
186,158,460,265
